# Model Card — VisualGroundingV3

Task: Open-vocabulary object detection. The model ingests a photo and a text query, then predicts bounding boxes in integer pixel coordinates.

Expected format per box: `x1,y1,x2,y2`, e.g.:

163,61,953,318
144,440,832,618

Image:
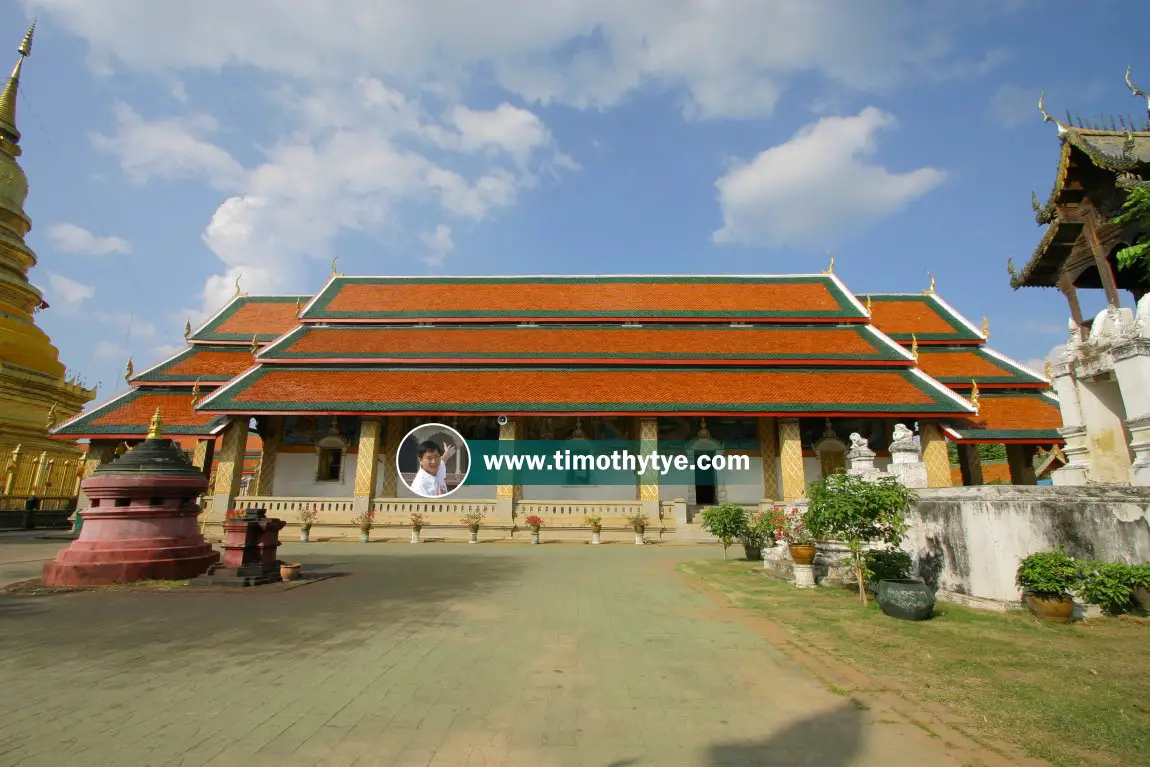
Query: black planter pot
742,544,762,561
876,579,935,621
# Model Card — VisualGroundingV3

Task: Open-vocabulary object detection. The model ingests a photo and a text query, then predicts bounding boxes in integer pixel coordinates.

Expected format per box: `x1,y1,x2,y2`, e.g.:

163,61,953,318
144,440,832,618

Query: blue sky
6,0,1148,400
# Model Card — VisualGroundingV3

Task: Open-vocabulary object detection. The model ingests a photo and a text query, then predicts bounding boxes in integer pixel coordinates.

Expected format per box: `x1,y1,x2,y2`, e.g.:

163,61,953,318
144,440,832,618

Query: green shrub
864,549,913,585
1076,562,1135,615
1015,549,1079,599
700,503,748,559
1128,563,1150,590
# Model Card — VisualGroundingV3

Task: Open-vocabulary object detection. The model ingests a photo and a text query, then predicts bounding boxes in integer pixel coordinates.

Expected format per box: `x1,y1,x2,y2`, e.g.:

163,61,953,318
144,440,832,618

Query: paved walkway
1,540,979,766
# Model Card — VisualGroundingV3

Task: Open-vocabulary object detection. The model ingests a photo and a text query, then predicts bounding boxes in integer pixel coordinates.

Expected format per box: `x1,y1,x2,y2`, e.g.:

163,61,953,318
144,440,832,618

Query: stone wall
904,485,1150,607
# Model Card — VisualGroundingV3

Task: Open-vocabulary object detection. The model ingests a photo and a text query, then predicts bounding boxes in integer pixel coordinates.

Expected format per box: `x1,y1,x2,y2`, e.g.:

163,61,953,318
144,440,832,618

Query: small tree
1111,184,1150,276
700,502,748,560
804,474,916,605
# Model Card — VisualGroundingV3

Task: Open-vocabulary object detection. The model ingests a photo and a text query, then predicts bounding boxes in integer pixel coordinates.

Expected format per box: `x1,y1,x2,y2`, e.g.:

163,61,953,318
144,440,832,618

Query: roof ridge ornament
1038,92,1069,135
184,317,192,339
1044,358,1053,382
124,357,134,384
1007,257,1019,282
233,273,246,299
910,334,918,362
821,251,834,274
922,273,936,295
969,380,980,415
865,295,872,315
250,333,260,358
191,377,201,406
1125,65,1150,124
981,316,990,339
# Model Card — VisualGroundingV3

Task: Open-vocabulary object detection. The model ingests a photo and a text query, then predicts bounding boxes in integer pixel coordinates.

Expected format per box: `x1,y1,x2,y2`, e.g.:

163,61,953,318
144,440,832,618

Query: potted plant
585,515,603,545
741,508,774,561
700,502,748,560
1076,560,1140,616
863,548,933,621
461,508,485,544
805,474,915,605
863,548,912,594
766,506,816,566
625,512,649,545
280,562,301,581
1132,563,1150,612
409,512,424,544
298,505,319,543
525,514,544,544
352,509,375,543
1015,549,1079,622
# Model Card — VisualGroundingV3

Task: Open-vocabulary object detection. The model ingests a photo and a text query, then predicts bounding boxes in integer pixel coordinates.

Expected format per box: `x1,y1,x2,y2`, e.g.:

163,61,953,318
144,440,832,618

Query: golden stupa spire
0,19,35,147
146,407,163,439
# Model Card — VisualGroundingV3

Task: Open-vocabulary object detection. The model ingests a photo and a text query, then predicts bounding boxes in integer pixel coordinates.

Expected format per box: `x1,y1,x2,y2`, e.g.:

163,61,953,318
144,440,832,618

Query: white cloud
94,311,158,340
150,343,185,360
988,84,1036,129
91,102,245,191
46,273,94,307
420,225,454,267
46,223,132,255
93,340,128,361
32,0,1011,121
712,108,947,247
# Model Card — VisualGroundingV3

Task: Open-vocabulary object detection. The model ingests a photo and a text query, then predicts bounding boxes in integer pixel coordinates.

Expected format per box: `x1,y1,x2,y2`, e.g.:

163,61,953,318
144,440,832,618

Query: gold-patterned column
210,417,250,511
192,438,215,480
353,418,381,512
757,417,780,500
30,451,48,494
496,417,520,501
919,421,952,488
635,417,659,502
253,416,282,496
778,418,807,501
380,417,406,497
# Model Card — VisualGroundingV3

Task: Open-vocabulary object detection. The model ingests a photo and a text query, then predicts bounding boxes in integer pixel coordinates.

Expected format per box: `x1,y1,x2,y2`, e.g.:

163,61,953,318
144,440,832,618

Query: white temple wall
273,452,359,498
1077,375,1133,483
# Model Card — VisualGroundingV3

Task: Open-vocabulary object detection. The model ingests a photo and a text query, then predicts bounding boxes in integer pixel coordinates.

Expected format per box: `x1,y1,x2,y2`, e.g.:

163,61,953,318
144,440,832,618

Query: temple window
316,447,343,482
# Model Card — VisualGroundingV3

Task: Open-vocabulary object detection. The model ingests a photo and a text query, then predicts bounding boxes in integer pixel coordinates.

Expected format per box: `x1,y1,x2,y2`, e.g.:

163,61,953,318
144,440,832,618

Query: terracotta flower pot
789,544,816,566
1025,593,1074,623
280,563,301,582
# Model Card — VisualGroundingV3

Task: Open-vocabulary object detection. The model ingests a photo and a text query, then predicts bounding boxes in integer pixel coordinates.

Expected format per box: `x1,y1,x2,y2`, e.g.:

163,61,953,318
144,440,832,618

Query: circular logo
396,423,471,498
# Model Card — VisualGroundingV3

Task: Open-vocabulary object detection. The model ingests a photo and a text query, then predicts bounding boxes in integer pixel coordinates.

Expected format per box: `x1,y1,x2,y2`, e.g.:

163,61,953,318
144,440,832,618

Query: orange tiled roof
913,347,1047,387
200,366,969,415
190,295,310,343
867,295,982,342
262,325,907,364
944,392,1063,443
302,276,866,322
133,346,256,383
53,389,228,438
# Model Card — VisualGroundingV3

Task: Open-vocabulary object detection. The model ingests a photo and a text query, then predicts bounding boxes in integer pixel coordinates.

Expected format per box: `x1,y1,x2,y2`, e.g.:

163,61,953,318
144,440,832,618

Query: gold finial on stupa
969,380,980,415
910,334,919,362
865,295,872,315
184,317,192,339
923,273,936,295
821,251,835,275
698,417,711,438
191,376,202,405
0,18,35,145
233,273,246,299
981,316,990,338
45,401,58,430
147,407,163,439
1044,358,1053,381
124,357,134,383
250,334,259,357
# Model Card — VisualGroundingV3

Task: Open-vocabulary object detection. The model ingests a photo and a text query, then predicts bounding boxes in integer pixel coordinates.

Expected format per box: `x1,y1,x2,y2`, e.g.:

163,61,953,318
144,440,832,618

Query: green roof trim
869,294,983,342
201,365,966,415
189,295,310,343
301,275,867,321
946,429,1064,442
263,324,907,363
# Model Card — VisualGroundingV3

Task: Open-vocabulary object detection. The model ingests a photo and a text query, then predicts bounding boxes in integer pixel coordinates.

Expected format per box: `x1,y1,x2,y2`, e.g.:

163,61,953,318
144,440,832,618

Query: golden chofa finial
184,317,192,339
821,251,835,275
190,377,202,406
910,334,919,362
1044,358,1053,382
45,401,58,430
331,256,342,277
1126,65,1150,121
981,316,990,339
146,407,163,440
124,357,134,383
1037,91,1068,134
233,273,246,299
969,380,980,415
922,273,936,295
865,295,872,315
250,333,260,357
295,296,302,316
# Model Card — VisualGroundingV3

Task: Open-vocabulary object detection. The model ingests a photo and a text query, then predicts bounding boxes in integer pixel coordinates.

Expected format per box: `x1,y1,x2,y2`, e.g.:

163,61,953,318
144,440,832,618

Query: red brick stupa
42,408,219,586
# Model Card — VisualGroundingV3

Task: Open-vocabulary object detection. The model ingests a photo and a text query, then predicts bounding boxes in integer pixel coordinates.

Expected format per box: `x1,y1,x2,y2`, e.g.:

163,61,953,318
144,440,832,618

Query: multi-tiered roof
53,275,1062,446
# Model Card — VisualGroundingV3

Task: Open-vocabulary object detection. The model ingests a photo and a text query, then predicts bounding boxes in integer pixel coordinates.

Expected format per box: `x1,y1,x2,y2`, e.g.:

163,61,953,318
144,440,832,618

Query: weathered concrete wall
904,485,1150,604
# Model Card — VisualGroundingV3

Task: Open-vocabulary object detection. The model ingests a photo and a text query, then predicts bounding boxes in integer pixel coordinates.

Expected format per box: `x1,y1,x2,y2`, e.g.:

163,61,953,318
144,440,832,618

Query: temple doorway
695,452,716,505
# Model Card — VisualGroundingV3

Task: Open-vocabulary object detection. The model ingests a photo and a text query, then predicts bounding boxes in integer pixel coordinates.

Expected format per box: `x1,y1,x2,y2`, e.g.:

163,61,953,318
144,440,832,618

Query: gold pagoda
0,21,94,500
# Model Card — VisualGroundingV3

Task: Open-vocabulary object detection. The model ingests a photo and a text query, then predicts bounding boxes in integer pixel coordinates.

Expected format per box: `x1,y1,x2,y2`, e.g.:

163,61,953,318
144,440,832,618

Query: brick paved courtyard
0,539,980,766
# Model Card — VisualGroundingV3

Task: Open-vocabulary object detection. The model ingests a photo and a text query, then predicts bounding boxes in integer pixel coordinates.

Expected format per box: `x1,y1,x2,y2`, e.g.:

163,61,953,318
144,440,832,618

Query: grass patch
681,560,1150,767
